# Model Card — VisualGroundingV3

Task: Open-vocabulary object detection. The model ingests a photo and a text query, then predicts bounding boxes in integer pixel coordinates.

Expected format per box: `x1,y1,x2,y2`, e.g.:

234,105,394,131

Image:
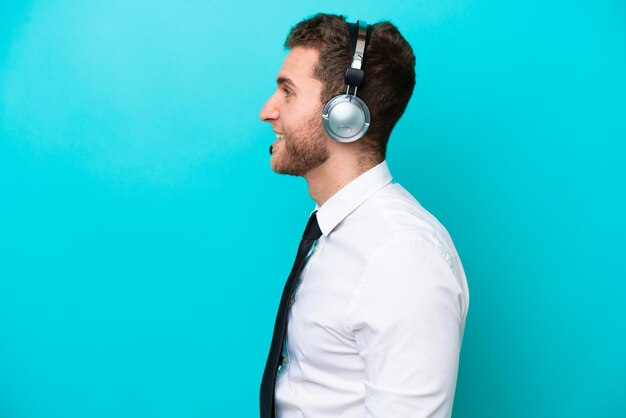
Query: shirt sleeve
347,235,467,418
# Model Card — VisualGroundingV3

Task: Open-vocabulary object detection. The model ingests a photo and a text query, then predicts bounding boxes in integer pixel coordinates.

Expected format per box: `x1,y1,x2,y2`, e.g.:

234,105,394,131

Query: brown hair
284,13,416,162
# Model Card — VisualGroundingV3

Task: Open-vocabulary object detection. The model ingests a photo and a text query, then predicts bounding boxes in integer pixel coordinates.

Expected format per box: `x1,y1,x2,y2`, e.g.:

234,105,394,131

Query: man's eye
282,88,292,98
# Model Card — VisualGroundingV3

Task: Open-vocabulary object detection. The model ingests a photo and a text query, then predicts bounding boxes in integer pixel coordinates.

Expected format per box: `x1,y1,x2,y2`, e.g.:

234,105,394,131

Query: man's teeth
275,133,284,140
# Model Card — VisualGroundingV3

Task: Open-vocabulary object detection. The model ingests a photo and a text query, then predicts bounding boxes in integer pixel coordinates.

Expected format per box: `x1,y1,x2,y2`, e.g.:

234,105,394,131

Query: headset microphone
322,20,372,143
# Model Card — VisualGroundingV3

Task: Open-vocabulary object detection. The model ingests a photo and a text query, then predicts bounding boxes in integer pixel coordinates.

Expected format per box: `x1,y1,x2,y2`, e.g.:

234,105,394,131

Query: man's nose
259,93,279,122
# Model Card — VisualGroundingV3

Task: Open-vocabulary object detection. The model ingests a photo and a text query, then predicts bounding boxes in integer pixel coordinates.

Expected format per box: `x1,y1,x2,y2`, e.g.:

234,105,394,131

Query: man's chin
269,155,286,174
270,164,299,177
270,156,303,177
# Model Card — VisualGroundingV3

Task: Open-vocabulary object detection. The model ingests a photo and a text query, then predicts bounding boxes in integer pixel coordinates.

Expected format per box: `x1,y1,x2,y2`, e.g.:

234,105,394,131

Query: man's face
259,47,329,176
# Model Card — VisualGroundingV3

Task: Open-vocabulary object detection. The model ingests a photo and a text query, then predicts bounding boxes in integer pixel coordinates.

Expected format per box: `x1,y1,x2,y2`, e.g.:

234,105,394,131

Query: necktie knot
302,211,322,241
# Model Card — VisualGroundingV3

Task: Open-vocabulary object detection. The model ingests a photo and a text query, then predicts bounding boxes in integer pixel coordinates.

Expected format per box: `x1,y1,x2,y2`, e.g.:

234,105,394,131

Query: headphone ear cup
322,94,371,143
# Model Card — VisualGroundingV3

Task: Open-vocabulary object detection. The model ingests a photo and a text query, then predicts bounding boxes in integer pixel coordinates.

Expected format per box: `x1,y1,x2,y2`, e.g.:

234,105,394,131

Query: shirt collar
313,160,393,236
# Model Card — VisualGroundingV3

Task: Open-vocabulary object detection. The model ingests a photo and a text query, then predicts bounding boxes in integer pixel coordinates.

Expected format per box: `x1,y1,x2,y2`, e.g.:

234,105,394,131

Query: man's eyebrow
276,76,298,90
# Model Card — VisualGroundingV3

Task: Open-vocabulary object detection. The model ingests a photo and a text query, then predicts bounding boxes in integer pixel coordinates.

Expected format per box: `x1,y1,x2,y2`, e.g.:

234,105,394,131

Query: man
259,13,469,418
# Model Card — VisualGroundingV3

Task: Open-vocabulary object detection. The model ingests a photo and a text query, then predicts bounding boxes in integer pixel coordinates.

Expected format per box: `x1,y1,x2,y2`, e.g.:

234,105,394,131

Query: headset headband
345,20,370,89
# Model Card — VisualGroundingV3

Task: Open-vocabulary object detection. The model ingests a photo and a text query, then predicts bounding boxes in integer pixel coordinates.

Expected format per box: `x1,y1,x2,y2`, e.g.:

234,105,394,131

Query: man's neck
304,154,379,207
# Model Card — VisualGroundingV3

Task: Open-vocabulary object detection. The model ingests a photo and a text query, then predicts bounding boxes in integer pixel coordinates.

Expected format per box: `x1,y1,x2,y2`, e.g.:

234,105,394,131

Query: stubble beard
271,114,329,177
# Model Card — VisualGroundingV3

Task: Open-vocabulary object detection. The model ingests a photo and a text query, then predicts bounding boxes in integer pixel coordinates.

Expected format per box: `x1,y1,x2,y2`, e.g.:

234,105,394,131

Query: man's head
260,13,416,176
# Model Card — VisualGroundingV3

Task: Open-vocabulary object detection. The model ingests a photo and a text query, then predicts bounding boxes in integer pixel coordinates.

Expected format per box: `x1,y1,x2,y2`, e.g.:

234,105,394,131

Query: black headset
321,20,372,143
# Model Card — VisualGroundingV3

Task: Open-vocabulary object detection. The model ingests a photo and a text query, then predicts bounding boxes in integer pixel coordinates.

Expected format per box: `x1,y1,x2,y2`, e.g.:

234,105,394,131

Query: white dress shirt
274,160,469,418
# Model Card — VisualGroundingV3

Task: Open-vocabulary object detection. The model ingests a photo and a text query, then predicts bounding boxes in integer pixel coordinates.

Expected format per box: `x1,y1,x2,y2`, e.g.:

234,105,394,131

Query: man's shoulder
349,182,459,259
363,182,445,232
354,182,467,290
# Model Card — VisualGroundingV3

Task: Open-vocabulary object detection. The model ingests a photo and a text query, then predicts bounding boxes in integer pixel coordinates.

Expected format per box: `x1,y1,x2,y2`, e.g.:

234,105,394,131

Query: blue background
1,0,625,417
